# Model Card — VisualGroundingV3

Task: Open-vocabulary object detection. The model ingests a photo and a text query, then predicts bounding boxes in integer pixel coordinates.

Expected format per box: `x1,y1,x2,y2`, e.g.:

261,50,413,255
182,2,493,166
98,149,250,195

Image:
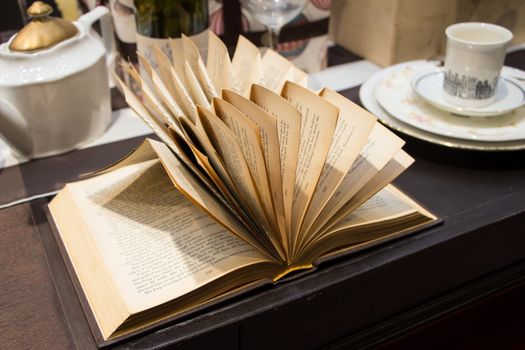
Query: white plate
374,63,525,142
359,60,525,151
411,67,525,117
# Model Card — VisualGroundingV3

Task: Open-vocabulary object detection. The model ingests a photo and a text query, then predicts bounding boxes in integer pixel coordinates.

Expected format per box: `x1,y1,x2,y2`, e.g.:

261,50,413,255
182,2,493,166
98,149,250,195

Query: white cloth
0,59,381,170
0,107,152,169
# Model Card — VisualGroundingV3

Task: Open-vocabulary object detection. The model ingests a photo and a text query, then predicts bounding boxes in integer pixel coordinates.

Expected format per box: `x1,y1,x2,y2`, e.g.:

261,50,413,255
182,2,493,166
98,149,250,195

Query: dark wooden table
1,47,525,349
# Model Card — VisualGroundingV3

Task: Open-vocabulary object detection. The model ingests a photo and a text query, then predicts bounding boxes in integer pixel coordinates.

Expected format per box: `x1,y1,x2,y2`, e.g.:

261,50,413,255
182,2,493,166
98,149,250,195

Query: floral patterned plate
360,60,525,150
375,63,525,142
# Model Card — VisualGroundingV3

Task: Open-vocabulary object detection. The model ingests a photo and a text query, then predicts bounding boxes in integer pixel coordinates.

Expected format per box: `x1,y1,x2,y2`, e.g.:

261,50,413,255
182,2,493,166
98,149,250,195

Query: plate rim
375,66,525,142
359,60,525,151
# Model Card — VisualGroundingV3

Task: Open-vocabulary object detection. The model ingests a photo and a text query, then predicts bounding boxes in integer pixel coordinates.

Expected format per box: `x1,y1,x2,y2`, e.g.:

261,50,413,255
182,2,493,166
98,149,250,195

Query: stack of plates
359,60,525,151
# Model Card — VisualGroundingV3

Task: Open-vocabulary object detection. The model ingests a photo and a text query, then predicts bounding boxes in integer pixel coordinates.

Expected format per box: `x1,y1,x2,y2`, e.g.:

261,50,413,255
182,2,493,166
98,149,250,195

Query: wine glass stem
268,27,281,51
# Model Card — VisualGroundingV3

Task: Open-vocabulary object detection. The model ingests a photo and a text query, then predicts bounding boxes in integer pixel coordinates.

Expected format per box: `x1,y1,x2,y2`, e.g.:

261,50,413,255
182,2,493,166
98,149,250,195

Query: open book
48,33,438,344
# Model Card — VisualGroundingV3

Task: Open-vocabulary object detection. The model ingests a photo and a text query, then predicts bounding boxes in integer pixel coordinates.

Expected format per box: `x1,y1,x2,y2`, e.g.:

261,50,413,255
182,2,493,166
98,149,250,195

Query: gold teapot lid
9,1,79,52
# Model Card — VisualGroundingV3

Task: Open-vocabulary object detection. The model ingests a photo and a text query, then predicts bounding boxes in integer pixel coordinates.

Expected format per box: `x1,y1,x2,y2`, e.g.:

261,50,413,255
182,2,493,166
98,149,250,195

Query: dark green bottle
134,0,209,63
134,0,208,38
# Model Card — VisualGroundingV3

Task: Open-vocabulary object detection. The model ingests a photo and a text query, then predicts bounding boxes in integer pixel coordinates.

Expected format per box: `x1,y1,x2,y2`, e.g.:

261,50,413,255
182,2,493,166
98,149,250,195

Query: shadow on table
0,135,155,209
401,135,525,171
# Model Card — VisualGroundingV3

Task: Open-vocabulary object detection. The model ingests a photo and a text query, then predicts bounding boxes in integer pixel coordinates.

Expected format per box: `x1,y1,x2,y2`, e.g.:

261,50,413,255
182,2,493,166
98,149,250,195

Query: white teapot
0,2,113,159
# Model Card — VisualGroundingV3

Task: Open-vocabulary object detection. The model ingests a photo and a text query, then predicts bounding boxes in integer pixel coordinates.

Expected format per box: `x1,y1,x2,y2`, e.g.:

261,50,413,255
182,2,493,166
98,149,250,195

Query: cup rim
446,22,513,46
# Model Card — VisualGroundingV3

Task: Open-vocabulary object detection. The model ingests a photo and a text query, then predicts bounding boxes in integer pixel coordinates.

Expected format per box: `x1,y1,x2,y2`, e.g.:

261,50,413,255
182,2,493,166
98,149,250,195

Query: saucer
374,63,525,142
360,60,525,150
411,67,525,117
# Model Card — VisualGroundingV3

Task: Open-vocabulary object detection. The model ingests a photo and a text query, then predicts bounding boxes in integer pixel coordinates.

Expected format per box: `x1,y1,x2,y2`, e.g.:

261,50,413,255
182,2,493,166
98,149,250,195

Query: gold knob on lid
9,1,79,52
27,1,54,17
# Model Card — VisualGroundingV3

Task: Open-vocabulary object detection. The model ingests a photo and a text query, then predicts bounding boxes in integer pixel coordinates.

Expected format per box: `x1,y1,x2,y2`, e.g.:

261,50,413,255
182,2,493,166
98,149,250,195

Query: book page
137,53,184,122
298,89,376,243
212,98,270,203
324,149,415,233
231,36,261,95
280,81,339,252
149,139,279,256
293,66,308,87
115,76,179,156
206,31,234,92
150,69,184,121
172,121,235,203
123,61,176,128
64,159,272,316
119,84,225,217
298,185,436,264
212,98,277,232
221,89,288,251
259,49,294,93
249,84,301,239
91,138,159,177
183,60,211,109
301,149,414,252
176,111,277,243
170,127,261,235
152,46,178,101
197,104,276,241
185,108,244,201
181,34,218,101
306,123,405,237
170,39,209,107
327,185,418,232
115,84,224,208
152,46,197,120
189,112,284,254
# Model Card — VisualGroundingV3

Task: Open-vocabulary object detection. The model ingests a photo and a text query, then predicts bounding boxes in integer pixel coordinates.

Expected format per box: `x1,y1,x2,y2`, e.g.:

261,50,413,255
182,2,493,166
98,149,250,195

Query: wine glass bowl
240,0,309,50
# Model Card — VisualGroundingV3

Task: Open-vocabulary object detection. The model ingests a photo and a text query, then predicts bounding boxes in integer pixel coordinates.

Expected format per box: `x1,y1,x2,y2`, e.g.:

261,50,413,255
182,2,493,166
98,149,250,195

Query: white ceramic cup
442,22,513,108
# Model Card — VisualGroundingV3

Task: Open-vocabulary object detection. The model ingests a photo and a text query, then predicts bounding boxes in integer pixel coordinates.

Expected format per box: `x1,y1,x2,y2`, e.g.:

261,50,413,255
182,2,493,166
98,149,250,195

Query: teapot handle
78,6,115,64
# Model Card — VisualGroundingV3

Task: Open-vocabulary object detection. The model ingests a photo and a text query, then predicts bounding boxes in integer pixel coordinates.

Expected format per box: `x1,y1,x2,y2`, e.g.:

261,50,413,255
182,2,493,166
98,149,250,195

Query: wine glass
240,0,309,51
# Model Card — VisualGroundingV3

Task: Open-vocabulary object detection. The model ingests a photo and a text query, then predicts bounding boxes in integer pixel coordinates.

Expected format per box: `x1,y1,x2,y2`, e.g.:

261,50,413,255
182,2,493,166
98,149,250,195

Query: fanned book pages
48,32,438,345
